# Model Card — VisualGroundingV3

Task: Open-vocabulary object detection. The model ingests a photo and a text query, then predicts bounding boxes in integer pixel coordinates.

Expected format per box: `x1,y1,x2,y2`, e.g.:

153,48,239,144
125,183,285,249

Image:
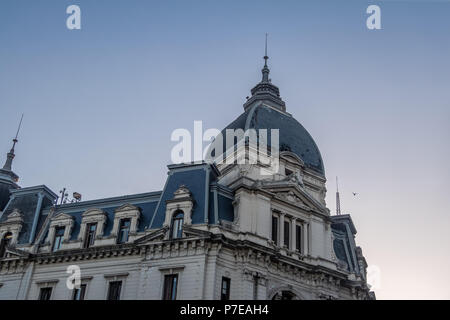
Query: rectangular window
284,221,290,249
52,226,65,252
162,274,178,300
117,219,131,244
84,223,97,248
107,281,122,300
296,224,302,253
221,277,231,300
271,216,278,245
72,284,87,300
38,287,52,300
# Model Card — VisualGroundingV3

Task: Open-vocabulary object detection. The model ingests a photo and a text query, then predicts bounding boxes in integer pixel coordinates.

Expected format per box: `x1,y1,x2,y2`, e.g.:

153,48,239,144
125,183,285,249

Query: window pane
39,287,52,300
73,284,87,300
296,225,302,253
163,274,178,300
221,277,230,300
284,221,290,249
107,281,122,300
271,216,278,244
52,227,65,252
118,219,131,244
84,223,97,248
171,213,184,239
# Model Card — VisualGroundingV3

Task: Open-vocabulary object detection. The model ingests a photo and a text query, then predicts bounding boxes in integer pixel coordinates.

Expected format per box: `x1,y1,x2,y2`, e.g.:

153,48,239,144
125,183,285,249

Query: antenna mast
336,176,341,215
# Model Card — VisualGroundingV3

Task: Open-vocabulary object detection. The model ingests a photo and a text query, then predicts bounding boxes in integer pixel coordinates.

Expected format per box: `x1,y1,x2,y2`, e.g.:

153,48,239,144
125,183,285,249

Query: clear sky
1,0,449,299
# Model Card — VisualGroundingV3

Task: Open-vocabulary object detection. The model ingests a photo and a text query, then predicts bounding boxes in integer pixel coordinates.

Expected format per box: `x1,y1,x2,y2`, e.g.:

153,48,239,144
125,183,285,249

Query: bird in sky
352,192,359,196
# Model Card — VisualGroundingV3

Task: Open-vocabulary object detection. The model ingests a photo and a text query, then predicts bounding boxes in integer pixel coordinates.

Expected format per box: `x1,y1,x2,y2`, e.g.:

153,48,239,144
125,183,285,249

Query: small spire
3,114,23,171
264,33,269,66
262,33,270,82
336,176,341,215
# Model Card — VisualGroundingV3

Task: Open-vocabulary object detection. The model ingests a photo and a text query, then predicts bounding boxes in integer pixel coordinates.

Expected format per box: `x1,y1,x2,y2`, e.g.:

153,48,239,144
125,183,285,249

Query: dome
220,104,325,176
209,51,325,176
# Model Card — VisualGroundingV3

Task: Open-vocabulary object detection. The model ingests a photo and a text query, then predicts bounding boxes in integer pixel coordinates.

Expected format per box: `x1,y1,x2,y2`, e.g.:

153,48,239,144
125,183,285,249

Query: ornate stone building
0,56,375,300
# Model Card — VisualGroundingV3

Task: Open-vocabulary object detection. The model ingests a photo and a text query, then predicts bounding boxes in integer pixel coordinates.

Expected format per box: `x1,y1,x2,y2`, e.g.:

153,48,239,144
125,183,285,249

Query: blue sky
1,0,449,299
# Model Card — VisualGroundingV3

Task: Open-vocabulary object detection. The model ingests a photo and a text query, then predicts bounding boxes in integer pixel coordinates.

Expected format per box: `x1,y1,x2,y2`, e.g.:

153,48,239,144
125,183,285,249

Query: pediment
0,247,30,260
82,208,106,217
133,225,212,245
182,226,212,238
5,209,23,224
8,209,23,219
52,212,74,222
280,151,304,166
114,203,140,213
134,227,169,244
173,185,191,200
266,185,326,214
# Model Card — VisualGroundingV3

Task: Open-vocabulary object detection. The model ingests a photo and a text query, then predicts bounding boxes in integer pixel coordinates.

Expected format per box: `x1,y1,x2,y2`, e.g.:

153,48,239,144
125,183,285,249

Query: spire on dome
243,35,286,112
262,33,270,82
2,114,23,177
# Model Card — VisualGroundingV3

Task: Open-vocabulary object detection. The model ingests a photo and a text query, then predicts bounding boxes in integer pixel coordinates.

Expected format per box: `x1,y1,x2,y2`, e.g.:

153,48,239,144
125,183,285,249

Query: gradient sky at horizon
1,0,449,299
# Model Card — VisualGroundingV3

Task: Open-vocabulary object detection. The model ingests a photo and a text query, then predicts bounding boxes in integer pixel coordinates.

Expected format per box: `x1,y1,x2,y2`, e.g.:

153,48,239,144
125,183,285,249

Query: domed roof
210,47,325,176
221,104,325,176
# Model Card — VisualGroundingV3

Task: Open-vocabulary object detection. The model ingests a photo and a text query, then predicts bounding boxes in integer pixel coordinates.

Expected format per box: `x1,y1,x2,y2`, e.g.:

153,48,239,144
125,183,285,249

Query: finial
264,33,269,66
2,114,24,171
262,33,270,82
11,113,23,152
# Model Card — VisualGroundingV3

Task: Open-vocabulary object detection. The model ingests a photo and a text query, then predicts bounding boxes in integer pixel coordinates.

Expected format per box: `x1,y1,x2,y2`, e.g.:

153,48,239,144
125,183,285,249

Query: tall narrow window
52,227,65,252
284,221,290,249
221,277,231,300
170,211,184,239
0,232,13,257
296,224,302,253
72,284,87,300
163,274,178,300
271,216,278,245
84,223,97,248
38,287,52,300
107,281,122,300
253,275,259,300
117,219,131,244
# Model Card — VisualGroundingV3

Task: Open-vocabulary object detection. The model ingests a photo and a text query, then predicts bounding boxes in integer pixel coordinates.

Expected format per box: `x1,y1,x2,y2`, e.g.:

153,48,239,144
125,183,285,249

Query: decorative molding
110,203,141,238
164,186,194,228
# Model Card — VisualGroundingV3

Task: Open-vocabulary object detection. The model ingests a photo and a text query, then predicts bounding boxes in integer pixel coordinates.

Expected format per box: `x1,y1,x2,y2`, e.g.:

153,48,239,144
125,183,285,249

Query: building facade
0,57,375,300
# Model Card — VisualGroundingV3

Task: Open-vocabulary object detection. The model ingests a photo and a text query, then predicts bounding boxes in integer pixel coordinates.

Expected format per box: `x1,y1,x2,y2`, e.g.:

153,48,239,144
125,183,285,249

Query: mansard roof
1,162,234,247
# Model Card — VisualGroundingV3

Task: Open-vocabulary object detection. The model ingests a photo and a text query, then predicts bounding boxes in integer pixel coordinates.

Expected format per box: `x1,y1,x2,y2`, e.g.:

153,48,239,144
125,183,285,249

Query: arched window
0,232,13,258
272,290,296,300
170,211,184,239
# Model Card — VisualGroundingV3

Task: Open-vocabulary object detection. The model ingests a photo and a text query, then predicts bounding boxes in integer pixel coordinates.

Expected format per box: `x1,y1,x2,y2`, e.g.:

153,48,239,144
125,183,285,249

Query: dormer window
117,219,131,244
78,208,107,249
170,211,184,239
163,186,193,237
0,232,13,257
46,212,74,252
111,204,141,244
84,223,97,248
52,227,65,252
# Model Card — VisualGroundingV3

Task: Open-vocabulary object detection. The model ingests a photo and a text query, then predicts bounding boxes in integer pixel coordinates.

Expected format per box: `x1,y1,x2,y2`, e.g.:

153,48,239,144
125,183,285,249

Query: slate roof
217,104,325,176
1,163,235,246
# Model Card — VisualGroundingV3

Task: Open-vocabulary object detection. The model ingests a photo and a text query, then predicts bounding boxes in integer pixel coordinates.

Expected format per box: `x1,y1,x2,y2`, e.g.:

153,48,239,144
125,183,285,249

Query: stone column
291,218,297,252
303,223,309,255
